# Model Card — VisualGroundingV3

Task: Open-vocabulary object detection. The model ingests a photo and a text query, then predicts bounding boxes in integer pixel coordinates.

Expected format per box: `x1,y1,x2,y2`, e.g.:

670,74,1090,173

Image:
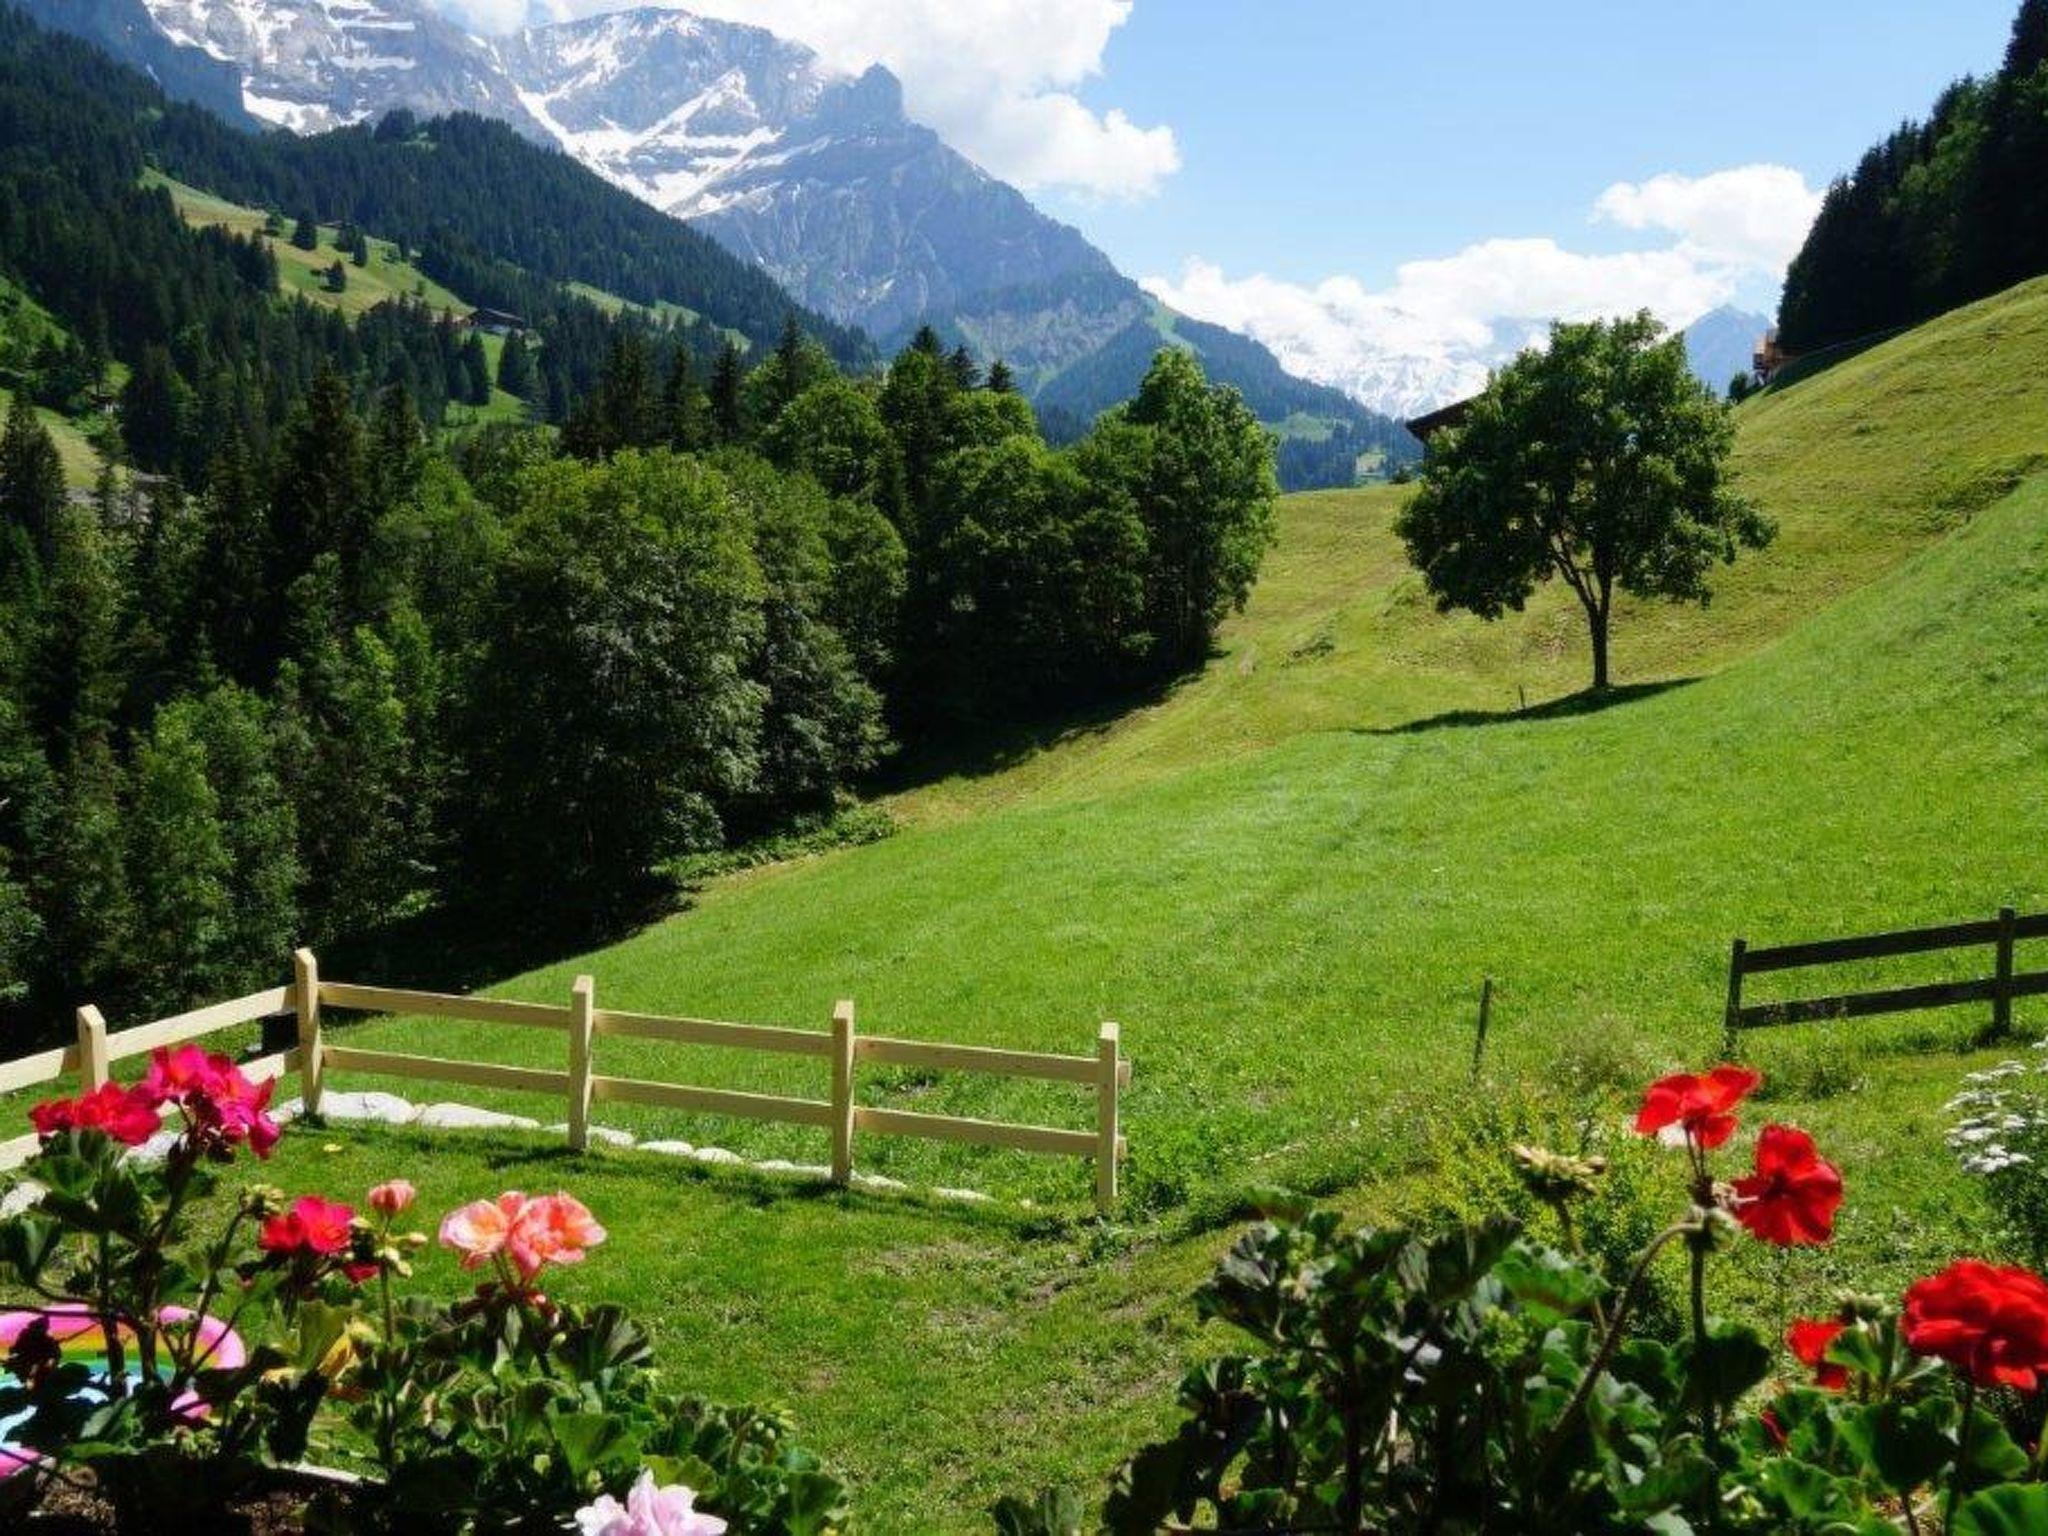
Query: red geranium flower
1633,1065,1761,1150
260,1196,356,1259
1787,1317,1849,1390
1904,1260,2048,1390
28,1082,163,1147
1732,1125,1843,1246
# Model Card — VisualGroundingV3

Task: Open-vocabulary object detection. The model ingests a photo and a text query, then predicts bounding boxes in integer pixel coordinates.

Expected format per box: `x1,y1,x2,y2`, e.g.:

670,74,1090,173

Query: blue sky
475,0,2023,408
1057,1,2018,290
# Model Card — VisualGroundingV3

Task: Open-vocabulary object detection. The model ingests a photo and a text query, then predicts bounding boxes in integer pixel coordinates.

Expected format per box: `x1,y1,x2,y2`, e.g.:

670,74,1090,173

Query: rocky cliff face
491,8,1119,343
136,0,541,134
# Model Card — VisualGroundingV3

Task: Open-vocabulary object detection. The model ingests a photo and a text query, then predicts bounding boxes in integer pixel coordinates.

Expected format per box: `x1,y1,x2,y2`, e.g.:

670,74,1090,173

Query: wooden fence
0,949,1131,1210
1722,906,2048,1054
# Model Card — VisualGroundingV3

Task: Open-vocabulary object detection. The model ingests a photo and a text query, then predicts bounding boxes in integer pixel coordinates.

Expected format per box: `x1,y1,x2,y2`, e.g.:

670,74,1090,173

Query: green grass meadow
36,276,2048,1525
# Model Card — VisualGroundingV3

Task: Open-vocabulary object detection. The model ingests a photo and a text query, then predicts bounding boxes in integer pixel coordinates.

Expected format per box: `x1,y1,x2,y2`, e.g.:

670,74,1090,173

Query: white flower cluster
1947,1048,2048,1176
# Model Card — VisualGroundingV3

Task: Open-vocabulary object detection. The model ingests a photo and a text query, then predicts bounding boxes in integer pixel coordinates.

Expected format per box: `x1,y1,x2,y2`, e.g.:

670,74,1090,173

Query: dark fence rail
1722,907,2047,1053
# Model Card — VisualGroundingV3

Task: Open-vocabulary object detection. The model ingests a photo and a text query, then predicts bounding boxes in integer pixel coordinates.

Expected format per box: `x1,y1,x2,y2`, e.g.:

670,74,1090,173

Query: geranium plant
1001,1065,2048,1533
0,1047,354,1523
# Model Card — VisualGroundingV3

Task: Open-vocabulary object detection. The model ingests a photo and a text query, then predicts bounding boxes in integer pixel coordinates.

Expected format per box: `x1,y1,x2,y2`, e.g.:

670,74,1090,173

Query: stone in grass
638,1139,698,1158
544,1123,637,1148
318,1091,419,1126
688,1146,743,1166
414,1103,542,1132
933,1187,994,1205
0,1179,44,1217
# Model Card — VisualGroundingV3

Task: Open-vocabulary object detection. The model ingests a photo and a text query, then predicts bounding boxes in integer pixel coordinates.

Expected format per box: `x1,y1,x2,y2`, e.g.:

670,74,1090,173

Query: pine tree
194,433,273,685
350,226,372,268
38,734,132,1008
709,340,746,444
127,703,232,1013
119,347,189,475
948,345,982,391
986,358,1017,395
461,333,492,406
271,366,368,609
662,347,705,451
0,392,65,575
291,214,319,252
496,330,537,401
27,504,121,769
185,685,299,989
325,261,348,294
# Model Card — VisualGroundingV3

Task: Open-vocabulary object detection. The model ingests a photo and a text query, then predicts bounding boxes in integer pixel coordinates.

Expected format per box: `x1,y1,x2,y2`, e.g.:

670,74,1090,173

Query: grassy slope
149,173,531,426
97,277,2048,1523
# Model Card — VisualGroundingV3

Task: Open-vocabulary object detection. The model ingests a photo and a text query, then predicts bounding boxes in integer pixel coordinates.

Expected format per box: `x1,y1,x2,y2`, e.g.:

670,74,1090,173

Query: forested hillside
0,7,1279,1049
1779,0,2048,352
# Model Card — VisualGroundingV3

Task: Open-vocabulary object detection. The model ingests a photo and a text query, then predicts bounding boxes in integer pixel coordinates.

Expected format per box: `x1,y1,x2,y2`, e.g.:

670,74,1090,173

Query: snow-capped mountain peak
139,0,536,134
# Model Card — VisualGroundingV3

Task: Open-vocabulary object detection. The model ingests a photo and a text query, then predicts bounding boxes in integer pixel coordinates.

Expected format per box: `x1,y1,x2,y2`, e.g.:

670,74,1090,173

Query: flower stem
1691,1232,1723,1529
1948,1379,1978,1536
1535,1219,1695,1471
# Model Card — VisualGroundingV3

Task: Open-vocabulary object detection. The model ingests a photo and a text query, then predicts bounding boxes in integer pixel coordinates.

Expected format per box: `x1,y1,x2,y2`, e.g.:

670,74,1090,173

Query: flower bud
368,1180,417,1218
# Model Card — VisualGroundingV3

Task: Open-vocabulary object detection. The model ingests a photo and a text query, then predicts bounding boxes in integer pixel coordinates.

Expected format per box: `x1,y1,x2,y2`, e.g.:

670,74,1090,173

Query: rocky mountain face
1682,305,1769,395
135,0,542,133
41,0,1418,481
13,0,256,126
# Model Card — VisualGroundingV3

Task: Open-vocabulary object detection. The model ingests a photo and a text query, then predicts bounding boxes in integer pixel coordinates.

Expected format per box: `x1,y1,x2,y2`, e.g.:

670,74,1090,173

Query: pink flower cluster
28,1046,280,1160
575,1471,726,1536
440,1190,607,1285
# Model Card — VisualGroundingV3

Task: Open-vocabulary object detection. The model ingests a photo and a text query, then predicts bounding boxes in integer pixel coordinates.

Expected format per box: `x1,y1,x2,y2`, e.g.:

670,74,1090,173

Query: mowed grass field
54,277,2048,1524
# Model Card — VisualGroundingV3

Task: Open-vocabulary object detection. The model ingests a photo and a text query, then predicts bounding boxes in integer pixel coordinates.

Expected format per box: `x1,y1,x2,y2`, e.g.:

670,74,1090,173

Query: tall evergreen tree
496,330,537,401
709,340,746,445
986,358,1018,395
0,392,65,577
126,703,232,1013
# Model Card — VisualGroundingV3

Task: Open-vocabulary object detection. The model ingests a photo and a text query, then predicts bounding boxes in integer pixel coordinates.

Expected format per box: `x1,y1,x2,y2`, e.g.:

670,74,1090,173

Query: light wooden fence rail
0,949,1131,1210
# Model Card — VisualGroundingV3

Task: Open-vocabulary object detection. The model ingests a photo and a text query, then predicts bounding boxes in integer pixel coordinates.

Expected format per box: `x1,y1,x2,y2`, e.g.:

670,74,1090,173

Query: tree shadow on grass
866,664,1202,794
1363,677,1699,736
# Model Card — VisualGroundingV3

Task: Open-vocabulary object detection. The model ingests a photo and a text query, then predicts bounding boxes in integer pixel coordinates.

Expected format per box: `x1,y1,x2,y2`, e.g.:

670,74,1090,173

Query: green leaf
549,1410,630,1481
1955,1483,2048,1536
1838,1399,1952,1493
1494,1243,1605,1324
1679,1321,1772,1413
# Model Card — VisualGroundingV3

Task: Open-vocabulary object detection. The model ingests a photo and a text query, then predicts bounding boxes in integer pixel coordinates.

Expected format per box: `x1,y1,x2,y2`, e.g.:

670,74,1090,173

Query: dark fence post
1995,906,2017,1040
1722,939,1747,1058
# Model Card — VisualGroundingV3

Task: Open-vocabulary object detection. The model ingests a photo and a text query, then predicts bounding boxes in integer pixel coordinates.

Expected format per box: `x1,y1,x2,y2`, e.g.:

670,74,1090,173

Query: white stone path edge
0,1090,995,1216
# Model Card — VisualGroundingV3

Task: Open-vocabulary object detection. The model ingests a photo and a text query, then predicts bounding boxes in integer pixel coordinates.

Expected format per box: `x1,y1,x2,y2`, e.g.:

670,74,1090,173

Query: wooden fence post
1721,939,1747,1058
76,1005,108,1091
1471,976,1494,1082
830,1000,856,1184
1994,907,2018,1040
293,948,323,1115
567,975,595,1153
1095,1022,1121,1214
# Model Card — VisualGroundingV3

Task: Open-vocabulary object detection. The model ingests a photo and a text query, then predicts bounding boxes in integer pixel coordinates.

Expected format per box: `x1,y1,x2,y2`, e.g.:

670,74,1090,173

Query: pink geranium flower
507,1193,607,1280
440,1191,530,1270
142,1046,281,1159
368,1179,417,1218
575,1471,726,1536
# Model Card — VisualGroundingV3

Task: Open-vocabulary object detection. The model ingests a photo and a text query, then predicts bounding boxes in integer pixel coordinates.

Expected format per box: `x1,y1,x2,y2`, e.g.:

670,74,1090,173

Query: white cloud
462,0,1179,198
1592,164,1823,270
438,0,533,30
1144,165,1822,418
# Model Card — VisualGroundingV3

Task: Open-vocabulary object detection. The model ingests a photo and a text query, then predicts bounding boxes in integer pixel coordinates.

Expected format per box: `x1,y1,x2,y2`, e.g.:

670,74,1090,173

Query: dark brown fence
1722,907,2048,1055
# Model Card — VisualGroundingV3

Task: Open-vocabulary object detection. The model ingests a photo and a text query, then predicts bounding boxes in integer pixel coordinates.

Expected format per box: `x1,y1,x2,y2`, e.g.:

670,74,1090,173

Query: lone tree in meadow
1396,312,1771,690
